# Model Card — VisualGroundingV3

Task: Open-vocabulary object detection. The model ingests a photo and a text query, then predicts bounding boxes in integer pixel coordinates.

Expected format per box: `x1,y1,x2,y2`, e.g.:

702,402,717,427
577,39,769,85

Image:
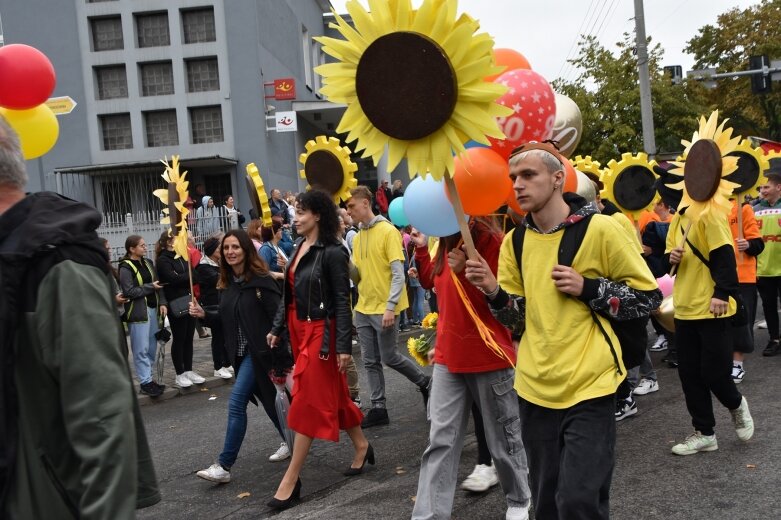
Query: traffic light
749,55,771,94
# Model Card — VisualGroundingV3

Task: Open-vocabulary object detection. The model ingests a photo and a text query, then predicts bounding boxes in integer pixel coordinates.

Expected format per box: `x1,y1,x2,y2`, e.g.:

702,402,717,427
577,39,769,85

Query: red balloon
485,48,532,82
450,148,512,216
489,69,556,156
0,44,56,110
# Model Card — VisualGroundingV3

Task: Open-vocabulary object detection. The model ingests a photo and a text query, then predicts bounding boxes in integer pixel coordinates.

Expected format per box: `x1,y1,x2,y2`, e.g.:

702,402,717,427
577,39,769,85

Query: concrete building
0,0,386,221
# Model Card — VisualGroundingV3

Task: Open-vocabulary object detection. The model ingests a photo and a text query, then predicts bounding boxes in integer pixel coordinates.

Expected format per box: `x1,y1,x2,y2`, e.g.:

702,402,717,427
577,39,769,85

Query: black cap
203,237,220,257
765,156,781,180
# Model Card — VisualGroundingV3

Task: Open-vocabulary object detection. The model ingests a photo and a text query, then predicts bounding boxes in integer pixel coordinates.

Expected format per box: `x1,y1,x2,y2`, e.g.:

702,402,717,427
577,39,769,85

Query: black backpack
512,214,649,374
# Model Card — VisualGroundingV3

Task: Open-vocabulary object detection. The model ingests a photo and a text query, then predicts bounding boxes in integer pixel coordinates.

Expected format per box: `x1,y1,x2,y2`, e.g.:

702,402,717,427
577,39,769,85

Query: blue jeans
219,355,256,469
411,285,426,322
128,307,158,385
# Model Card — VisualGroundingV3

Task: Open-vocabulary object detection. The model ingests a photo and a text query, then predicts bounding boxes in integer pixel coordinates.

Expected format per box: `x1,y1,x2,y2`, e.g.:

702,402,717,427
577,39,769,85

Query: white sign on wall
275,111,298,132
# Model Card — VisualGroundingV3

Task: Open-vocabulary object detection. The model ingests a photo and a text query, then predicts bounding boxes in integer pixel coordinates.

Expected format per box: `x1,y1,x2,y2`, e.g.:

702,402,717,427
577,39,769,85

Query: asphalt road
138,323,781,520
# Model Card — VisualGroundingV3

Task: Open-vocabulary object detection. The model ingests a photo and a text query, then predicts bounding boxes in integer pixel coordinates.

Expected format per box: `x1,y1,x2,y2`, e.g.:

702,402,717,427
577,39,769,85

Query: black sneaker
140,382,163,397
615,397,637,421
762,340,781,357
419,377,432,408
662,350,679,368
361,408,389,428
152,381,166,392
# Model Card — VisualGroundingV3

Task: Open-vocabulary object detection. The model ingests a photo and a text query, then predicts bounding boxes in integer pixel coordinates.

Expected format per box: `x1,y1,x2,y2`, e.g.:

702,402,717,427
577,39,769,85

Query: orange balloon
506,184,526,217
562,159,579,194
485,48,532,82
451,148,512,216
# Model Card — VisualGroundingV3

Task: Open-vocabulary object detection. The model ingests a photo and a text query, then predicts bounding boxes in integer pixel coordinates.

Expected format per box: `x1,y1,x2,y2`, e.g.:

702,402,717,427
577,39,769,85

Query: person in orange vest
728,199,764,383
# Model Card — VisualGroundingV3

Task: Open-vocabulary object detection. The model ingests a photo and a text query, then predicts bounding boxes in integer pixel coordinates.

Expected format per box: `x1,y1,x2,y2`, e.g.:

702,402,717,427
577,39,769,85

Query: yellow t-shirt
498,215,658,409
610,212,643,254
352,219,409,315
665,212,736,320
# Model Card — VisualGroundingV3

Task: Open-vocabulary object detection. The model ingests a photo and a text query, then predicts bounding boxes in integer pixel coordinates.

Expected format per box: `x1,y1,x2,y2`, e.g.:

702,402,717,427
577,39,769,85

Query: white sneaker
196,463,231,483
269,442,290,462
214,368,233,379
671,431,718,455
732,363,745,384
506,505,530,520
757,320,767,329
730,396,754,441
226,365,235,374
633,379,659,396
649,336,668,352
184,371,206,384
460,464,499,492
175,374,193,388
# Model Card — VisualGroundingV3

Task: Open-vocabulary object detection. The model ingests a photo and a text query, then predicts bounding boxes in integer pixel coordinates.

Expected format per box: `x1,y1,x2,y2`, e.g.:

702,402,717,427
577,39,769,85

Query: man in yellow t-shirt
465,144,660,520
346,186,430,429
665,209,754,456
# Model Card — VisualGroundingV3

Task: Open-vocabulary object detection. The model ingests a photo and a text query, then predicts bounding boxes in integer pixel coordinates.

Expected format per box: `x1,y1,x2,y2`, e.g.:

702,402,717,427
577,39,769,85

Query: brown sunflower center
613,166,657,211
684,139,722,202
305,150,345,195
355,31,457,141
167,182,181,231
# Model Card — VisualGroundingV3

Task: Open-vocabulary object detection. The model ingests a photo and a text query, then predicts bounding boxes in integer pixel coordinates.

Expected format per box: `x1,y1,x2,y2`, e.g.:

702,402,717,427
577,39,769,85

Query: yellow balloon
0,104,59,159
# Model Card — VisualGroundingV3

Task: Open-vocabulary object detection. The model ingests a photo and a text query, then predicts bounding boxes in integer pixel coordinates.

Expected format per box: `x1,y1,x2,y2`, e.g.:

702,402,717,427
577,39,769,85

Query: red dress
286,267,363,441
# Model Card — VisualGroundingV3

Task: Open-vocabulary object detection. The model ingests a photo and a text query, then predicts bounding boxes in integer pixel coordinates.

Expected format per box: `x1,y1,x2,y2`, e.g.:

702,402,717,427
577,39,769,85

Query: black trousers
472,402,492,466
169,313,196,375
757,276,781,340
519,395,615,520
733,283,757,353
209,321,229,370
675,318,742,435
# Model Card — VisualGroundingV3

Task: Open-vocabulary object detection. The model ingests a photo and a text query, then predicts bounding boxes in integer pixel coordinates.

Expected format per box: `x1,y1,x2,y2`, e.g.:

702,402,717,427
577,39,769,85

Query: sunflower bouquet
408,312,438,366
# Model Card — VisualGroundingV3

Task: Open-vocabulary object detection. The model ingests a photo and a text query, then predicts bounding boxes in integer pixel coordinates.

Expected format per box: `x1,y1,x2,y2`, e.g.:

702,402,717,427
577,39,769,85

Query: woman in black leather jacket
189,229,294,484
266,190,371,510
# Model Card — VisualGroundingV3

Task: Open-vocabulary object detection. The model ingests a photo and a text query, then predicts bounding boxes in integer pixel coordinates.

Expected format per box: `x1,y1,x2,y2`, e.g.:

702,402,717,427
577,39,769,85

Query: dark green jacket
1,192,160,519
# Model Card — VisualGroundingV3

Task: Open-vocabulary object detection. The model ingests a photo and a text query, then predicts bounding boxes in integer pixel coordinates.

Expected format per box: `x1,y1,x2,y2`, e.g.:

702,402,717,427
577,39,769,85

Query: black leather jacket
271,238,352,357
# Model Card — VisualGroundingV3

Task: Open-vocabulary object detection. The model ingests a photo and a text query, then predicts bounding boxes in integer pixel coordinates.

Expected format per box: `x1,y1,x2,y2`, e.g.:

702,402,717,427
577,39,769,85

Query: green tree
553,34,708,164
684,0,781,140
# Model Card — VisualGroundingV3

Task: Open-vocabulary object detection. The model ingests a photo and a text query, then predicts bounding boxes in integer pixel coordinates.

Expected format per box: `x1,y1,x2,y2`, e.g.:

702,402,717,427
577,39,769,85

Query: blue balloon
403,176,467,237
388,197,409,227
464,140,489,150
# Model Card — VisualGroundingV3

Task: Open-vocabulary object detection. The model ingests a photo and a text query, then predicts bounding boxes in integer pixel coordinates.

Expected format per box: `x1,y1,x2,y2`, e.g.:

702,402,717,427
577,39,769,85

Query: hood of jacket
0,191,107,268
523,193,598,235
201,195,213,210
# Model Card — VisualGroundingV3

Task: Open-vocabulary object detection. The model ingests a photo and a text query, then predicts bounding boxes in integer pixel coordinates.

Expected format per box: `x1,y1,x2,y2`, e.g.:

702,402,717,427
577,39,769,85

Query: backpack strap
681,225,711,268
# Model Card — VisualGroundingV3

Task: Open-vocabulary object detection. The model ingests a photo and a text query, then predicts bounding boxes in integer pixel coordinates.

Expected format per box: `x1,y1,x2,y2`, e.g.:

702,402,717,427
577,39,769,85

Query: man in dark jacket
0,117,160,518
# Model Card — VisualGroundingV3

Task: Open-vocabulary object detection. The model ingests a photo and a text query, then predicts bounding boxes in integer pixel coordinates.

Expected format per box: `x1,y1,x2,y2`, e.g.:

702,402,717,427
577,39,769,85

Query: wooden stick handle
187,253,195,303
670,221,693,276
444,175,477,261
737,202,745,263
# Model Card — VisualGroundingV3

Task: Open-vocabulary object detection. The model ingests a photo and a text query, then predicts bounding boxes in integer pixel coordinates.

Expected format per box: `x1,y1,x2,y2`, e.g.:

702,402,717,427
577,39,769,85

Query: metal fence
99,211,243,264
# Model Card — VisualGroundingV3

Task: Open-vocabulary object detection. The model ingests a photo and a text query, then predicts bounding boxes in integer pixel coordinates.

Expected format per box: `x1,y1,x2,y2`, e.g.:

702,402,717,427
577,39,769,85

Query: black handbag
167,294,192,318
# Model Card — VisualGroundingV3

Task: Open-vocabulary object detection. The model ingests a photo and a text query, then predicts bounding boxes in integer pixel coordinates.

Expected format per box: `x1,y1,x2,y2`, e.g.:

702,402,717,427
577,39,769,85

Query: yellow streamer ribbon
448,270,516,368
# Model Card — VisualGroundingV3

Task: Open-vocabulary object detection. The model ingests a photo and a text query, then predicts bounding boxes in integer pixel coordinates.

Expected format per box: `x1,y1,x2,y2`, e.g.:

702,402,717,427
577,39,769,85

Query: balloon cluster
0,44,59,159
388,48,587,233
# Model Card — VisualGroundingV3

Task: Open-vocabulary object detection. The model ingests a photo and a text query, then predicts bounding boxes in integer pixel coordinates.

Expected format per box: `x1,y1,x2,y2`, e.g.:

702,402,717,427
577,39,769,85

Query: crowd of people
1,103,777,519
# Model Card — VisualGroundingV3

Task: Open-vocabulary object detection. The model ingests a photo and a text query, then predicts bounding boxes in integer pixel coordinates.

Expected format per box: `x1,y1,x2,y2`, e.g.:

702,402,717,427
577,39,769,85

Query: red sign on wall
274,78,296,100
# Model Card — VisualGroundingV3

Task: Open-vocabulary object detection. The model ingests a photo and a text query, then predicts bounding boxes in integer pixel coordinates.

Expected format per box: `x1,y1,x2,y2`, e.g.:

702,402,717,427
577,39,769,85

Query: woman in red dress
266,189,372,510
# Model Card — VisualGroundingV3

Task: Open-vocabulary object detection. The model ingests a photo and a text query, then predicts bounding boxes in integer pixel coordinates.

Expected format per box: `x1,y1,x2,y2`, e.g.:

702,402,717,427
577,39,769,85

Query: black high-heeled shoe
344,443,375,476
266,478,301,510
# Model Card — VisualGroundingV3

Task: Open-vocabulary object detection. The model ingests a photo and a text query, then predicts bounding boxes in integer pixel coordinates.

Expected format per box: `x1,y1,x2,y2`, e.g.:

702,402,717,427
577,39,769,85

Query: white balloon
552,93,583,158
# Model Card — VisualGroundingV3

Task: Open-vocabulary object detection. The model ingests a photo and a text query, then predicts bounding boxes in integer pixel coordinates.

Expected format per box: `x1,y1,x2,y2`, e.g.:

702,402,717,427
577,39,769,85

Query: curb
136,375,234,406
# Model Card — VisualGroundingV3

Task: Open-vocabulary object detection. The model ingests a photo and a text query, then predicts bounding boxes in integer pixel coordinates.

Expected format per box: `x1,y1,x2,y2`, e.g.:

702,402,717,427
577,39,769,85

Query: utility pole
634,0,657,158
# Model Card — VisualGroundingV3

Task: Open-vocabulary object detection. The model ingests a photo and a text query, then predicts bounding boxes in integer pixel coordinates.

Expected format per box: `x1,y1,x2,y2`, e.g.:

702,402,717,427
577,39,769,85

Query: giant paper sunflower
246,163,274,226
601,152,658,221
669,110,740,223
299,135,358,203
315,0,511,180
725,139,770,198
153,155,190,260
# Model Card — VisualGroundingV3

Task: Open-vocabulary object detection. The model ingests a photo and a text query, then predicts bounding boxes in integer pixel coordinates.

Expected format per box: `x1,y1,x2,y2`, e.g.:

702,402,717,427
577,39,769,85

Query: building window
301,25,312,88
144,110,178,147
190,106,223,144
87,0,117,3
139,61,174,96
136,12,170,48
90,16,123,51
100,113,133,150
94,65,127,100
182,7,216,44
186,57,219,92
